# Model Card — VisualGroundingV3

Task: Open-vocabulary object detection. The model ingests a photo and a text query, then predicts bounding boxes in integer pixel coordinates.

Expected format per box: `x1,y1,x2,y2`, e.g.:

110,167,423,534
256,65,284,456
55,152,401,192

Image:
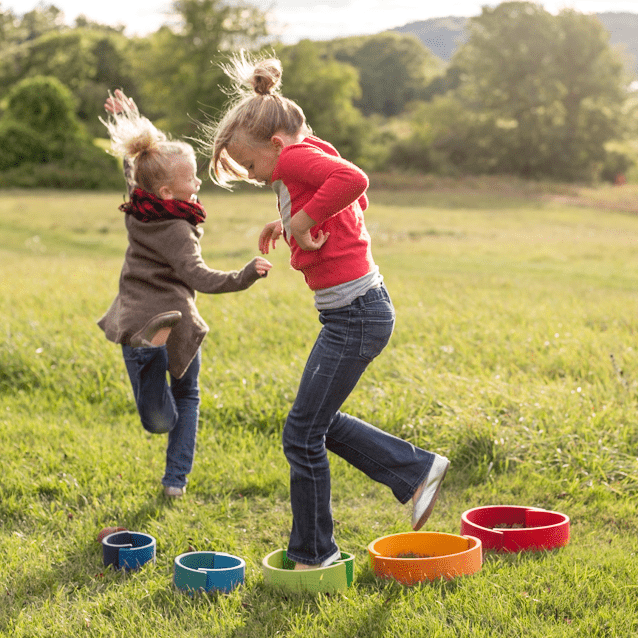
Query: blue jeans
122,345,200,489
283,285,436,565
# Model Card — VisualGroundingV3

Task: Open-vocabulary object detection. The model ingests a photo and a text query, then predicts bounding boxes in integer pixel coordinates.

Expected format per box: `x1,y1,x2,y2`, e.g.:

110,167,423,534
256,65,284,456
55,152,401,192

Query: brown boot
130,311,182,348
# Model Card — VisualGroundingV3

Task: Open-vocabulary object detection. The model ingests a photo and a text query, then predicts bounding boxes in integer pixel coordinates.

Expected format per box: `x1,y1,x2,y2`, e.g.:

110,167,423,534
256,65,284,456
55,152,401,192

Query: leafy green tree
1,27,137,136
0,3,64,93
445,1,631,180
133,0,267,137
325,32,443,117
0,5,18,47
0,3,64,46
276,40,369,164
390,96,468,174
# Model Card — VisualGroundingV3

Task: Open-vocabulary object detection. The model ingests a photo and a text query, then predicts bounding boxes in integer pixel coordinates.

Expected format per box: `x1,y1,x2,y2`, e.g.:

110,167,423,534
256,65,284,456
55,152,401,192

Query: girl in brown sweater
98,91,271,497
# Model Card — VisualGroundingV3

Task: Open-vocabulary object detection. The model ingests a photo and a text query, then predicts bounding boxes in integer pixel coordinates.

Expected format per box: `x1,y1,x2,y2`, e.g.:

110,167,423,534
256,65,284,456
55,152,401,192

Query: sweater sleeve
162,223,261,294
277,145,369,224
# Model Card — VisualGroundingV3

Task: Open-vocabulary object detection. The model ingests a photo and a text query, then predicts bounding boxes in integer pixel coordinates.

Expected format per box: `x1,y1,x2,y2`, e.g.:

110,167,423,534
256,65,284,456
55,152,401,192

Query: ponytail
101,93,195,196
201,51,310,188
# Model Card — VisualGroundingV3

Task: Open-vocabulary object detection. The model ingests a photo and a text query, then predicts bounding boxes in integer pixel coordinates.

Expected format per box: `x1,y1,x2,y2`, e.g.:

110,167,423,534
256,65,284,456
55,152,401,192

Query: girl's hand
293,228,329,251
259,220,283,254
105,89,138,115
290,210,329,252
254,257,273,277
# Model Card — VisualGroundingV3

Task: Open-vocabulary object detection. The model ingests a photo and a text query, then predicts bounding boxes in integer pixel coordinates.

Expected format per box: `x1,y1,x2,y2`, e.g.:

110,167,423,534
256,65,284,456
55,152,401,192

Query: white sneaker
321,549,341,567
164,485,186,498
294,549,341,570
411,454,449,530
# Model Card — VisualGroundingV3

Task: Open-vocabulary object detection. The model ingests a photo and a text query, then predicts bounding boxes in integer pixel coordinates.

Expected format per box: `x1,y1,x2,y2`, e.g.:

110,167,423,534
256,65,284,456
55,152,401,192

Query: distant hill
393,16,467,61
393,12,638,72
598,12,638,71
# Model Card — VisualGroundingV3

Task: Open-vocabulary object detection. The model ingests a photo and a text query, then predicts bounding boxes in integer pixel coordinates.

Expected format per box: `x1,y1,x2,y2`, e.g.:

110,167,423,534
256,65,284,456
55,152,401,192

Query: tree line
0,0,636,188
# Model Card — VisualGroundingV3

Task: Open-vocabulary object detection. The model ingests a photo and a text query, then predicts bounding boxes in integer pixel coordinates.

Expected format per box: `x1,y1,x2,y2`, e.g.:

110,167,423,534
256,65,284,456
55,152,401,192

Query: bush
0,121,49,170
387,97,470,176
0,142,122,189
599,148,635,184
0,76,122,189
5,76,81,141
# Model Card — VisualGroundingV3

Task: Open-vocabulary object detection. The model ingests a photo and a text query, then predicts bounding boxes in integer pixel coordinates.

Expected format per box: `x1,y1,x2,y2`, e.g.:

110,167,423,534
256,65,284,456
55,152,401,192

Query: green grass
1,182,637,637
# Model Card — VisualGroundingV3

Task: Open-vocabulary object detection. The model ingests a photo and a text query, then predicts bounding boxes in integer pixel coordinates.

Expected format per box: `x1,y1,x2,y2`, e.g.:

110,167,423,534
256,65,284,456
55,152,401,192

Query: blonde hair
101,94,196,196
201,51,311,188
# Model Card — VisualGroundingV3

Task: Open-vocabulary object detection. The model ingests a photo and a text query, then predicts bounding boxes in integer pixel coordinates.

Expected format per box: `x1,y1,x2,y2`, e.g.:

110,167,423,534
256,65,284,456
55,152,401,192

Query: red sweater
271,136,375,291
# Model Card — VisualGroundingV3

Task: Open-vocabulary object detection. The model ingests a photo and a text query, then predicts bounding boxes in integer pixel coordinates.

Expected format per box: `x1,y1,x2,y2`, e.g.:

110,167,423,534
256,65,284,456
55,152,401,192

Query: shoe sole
412,459,449,531
130,311,182,348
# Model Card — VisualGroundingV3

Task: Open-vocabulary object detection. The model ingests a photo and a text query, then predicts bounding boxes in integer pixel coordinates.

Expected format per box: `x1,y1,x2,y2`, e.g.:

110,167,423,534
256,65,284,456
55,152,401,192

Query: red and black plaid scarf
120,188,207,226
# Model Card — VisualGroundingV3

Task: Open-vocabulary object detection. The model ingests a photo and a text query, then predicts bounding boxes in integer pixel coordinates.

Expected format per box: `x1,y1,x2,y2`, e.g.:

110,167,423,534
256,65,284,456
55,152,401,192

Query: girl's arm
278,145,369,226
163,224,271,293
122,158,135,198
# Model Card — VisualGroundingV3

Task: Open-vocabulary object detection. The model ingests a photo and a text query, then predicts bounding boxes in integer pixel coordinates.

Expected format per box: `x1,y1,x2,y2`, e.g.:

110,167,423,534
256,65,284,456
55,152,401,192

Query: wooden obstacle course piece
102,531,156,571
368,531,482,586
173,551,246,594
262,549,355,594
460,505,570,552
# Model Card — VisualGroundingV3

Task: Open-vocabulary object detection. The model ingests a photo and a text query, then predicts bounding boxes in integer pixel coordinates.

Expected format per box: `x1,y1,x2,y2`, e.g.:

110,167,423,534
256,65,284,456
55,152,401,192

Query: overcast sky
6,0,637,43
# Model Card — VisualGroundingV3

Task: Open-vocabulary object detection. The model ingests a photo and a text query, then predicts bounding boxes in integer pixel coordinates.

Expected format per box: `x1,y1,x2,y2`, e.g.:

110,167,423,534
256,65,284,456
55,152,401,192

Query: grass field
1,180,637,637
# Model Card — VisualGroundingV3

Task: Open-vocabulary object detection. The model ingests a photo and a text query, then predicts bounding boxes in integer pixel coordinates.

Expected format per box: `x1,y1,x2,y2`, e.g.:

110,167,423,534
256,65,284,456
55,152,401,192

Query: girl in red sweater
204,53,449,569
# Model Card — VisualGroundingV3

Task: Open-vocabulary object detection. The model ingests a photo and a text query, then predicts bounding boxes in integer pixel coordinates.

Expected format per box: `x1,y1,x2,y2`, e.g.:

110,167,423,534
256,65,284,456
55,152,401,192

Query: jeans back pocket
360,311,394,360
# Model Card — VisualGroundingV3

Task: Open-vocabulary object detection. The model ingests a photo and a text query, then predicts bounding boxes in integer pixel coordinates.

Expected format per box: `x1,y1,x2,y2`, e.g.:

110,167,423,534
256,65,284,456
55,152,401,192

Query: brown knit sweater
98,213,262,378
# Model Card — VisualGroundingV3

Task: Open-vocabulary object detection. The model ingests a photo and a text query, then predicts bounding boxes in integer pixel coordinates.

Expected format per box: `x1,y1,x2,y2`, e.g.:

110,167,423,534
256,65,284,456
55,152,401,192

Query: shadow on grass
482,546,564,569
4,495,190,607
356,562,467,598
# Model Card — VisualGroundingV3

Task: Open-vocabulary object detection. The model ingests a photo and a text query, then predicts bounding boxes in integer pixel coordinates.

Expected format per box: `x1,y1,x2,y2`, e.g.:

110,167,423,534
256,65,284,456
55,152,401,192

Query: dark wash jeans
283,285,435,565
122,344,200,489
